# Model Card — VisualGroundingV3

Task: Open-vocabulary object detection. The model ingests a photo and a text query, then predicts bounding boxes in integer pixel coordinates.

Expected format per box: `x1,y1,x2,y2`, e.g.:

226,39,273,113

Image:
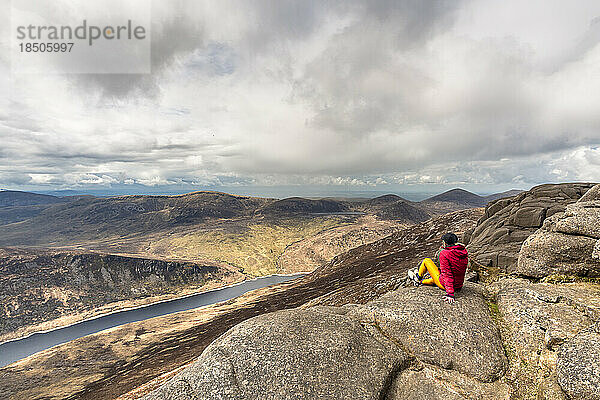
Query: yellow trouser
418,258,445,290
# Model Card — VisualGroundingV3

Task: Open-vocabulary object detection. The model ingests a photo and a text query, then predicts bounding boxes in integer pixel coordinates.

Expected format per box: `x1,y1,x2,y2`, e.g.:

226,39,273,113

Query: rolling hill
0,207,484,400
0,188,518,277
419,188,522,215
0,190,69,207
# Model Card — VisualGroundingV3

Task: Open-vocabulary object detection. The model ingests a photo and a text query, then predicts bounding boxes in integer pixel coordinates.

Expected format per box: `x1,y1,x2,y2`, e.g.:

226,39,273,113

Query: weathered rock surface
517,184,600,277
142,282,507,400
556,323,600,400
494,280,600,399
143,307,408,400
348,283,506,382
388,365,511,400
467,183,595,271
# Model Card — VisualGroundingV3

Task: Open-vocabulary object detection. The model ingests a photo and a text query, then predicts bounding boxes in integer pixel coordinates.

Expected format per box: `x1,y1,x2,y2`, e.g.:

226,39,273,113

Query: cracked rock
556,323,600,400
495,280,600,398
142,307,408,400
467,183,594,271
387,364,511,400
347,283,507,382
516,184,600,278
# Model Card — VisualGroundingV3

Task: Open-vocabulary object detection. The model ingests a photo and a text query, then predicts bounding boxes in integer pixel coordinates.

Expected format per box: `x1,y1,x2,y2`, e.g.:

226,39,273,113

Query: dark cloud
2,0,600,191
73,0,463,97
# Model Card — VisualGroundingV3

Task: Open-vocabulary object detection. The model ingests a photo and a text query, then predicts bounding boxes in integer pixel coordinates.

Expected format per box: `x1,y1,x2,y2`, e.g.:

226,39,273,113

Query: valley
3,184,596,400
0,207,484,400
0,248,242,344
0,187,516,369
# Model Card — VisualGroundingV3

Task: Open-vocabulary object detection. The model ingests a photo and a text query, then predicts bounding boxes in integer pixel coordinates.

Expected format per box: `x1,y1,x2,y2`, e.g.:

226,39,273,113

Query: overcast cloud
1,0,600,195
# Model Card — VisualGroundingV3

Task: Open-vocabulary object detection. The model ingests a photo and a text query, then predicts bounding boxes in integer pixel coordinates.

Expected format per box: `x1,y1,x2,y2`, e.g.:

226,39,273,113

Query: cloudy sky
1,0,600,197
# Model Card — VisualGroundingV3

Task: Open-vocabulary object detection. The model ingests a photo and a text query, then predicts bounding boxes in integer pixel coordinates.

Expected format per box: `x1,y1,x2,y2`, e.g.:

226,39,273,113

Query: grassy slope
0,209,484,400
147,216,352,276
0,190,457,277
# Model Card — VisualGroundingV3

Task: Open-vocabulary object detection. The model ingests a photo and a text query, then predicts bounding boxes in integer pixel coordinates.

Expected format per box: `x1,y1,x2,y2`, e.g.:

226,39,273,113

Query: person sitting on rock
407,232,468,304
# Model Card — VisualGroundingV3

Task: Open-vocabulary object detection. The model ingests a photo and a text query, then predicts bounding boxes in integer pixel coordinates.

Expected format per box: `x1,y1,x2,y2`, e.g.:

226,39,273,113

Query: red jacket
439,244,468,297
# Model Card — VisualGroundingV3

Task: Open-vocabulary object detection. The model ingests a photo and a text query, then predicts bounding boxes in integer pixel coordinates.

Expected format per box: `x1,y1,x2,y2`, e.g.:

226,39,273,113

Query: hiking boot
407,268,422,286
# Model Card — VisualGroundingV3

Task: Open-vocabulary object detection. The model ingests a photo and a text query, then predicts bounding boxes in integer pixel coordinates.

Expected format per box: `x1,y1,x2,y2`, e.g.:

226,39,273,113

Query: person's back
407,232,469,304
439,243,468,297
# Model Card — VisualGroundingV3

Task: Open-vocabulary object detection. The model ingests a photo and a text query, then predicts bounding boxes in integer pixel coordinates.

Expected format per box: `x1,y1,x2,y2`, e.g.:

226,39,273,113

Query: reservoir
0,273,303,368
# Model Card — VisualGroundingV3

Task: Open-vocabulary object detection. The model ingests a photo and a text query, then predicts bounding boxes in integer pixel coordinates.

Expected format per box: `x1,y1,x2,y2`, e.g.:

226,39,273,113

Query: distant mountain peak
424,188,485,205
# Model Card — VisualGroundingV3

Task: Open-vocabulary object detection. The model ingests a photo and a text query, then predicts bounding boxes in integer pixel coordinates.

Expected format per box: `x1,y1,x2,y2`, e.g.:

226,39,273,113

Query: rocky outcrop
516,184,600,277
143,306,408,400
388,365,511,400
467,183,595,271
142,282,508,400
492,279,600,399
347,284,506,382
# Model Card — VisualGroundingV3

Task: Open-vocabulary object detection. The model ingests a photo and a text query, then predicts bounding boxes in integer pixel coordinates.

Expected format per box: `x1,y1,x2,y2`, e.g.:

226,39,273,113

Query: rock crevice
517,184,600,278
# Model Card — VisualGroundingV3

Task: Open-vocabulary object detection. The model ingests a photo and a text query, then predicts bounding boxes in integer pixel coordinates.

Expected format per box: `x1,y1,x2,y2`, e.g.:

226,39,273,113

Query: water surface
0,274,302,368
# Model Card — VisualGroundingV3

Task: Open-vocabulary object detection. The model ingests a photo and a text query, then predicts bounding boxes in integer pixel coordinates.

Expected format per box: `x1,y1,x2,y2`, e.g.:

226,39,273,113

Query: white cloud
1,0,599,192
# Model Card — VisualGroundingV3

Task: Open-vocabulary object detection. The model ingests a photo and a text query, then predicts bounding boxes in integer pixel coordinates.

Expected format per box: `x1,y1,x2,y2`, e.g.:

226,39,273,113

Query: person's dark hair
442,232,458,246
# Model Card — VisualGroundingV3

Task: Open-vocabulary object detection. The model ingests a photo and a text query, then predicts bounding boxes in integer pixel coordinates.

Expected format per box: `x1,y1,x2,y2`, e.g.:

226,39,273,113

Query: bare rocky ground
491,279,600,400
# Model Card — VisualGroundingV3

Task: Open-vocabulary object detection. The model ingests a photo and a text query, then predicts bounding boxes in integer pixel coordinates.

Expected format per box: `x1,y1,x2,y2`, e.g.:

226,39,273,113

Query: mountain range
0,187,521,226
0,188,523,274
2,184,598,400
0,187,522,347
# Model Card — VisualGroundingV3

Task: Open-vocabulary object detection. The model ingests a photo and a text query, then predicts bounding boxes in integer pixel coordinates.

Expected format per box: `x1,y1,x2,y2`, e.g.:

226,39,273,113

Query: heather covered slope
0,188,514,276
0,190,69,207
140,184,600,400
0,190,74,225
0,192,423,277
0,190,461,278
0,208,483,400
0,192,272,246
